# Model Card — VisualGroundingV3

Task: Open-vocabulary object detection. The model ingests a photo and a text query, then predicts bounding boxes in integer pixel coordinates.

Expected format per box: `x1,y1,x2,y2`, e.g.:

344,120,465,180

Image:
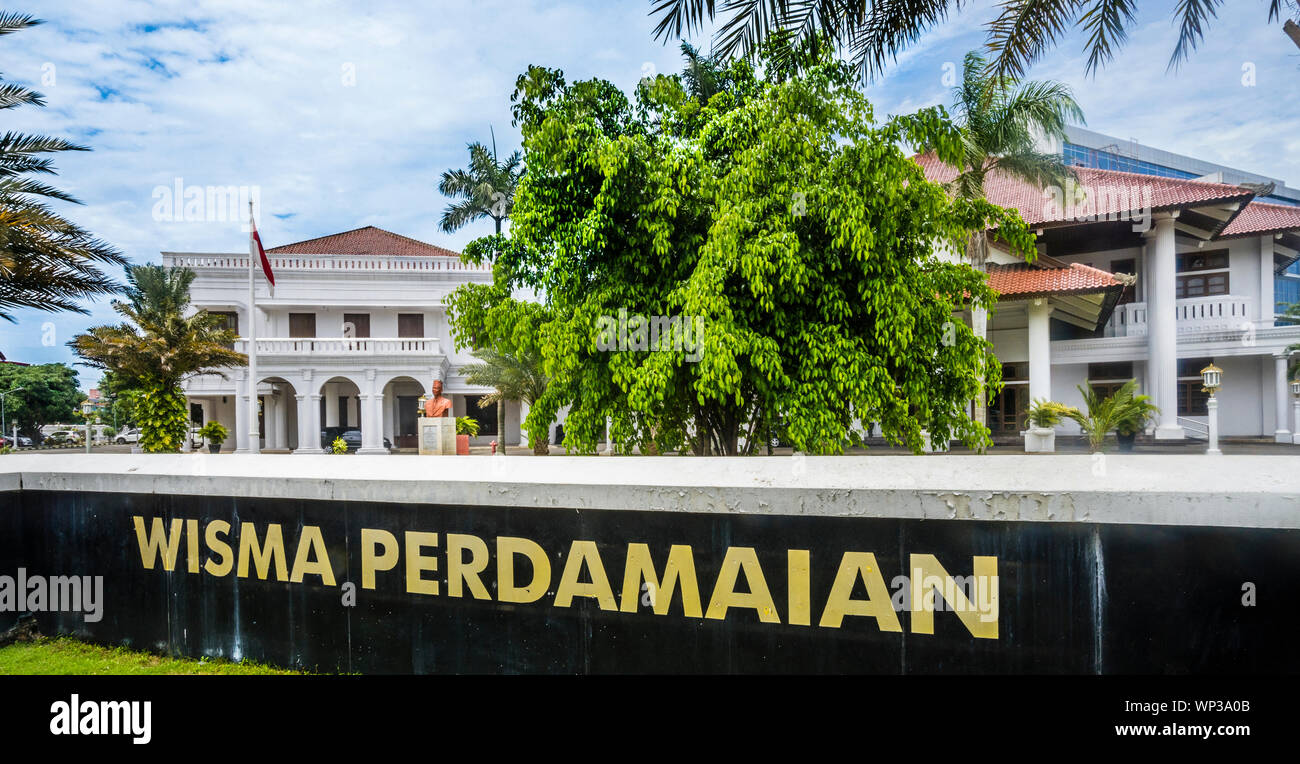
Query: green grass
0,637,301,675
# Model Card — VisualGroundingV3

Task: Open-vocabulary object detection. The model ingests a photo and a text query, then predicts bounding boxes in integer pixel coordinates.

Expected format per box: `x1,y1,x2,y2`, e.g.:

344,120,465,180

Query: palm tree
69,265,246,452
0,12,125,323
438,128,523,235
943,49,1084,267
461,346,550,454
649,1,1295,80
679,41,732,102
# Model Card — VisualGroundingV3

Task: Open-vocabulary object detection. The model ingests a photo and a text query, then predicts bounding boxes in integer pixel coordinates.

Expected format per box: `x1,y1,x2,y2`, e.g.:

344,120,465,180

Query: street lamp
1201,363,1223,456
0,386,24,448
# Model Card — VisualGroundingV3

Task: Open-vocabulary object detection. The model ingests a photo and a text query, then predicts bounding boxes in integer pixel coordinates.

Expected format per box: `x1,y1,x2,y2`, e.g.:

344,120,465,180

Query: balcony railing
1104,295,1253,337
162,253,491,273
236,337,442,356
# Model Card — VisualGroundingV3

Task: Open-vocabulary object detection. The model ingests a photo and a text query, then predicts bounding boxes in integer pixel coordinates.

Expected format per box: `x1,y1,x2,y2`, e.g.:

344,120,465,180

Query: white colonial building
166,226,531,453
919,154,1300,442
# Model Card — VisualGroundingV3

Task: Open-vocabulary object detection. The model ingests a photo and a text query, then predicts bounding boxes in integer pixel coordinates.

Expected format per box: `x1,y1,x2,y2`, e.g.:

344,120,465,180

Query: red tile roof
986,262,1126,299
913,153,1255,228
1218,201,1300,238
267,226,461,257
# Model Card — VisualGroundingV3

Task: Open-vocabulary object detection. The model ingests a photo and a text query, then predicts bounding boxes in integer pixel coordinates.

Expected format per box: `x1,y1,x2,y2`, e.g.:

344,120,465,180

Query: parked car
115,428,141,444
320,427,391,452
44,430,83,446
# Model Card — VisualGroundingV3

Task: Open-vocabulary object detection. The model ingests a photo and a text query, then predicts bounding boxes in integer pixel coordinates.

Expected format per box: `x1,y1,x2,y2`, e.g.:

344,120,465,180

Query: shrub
330,436,348,455
456,416,480,436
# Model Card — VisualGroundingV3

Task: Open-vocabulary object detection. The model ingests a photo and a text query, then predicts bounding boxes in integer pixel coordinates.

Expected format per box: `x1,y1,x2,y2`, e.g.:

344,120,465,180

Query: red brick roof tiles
267,226,461,257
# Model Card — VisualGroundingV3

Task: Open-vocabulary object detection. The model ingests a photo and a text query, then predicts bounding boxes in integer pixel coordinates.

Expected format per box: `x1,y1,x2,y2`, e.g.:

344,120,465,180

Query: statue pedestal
418,417,456,455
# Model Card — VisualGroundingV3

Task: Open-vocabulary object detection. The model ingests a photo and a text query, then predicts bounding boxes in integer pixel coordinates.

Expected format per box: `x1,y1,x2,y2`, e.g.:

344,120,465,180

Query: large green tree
448,49,1035,456
0,361,79,438
0,12,125,324
69,265,245,452
649,1,1300,80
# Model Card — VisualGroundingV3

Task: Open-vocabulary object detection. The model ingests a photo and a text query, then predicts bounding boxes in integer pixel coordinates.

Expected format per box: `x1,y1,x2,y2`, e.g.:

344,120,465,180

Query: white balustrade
235,337,442,356
1105,295,1253,337
162,253,491,273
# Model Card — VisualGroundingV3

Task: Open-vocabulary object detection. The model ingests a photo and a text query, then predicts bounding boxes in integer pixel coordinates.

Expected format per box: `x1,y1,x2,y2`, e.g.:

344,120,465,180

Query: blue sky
2,0,1298,390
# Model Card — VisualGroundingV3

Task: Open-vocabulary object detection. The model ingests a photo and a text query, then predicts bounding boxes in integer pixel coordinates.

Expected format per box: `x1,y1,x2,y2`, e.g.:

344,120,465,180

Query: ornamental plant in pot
197,421,229,454
455,416,479,455
1023,399,1076,453
1113,384,1160,453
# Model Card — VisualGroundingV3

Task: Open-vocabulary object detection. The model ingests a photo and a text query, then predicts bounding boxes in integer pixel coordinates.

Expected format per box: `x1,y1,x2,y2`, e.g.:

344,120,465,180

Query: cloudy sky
3,0,1298,389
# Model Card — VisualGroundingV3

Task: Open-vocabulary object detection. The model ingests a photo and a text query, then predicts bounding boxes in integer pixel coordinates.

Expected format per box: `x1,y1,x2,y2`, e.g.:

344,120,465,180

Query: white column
1027,299,1052,404
1260,234,1275,324
294,393,323,454
357,392,386,454
272,394,287,450
519,400,531,448
1146,213,1183,439
180,397,192,452
1291,395,1300,446
292,394,312,454
324,383,340,428
1275,354,1292,443
234,372,251,453
971,305,988,427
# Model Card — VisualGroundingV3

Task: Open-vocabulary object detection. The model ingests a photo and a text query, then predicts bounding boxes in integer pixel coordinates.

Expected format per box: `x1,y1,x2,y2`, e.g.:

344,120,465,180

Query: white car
115,428,141,444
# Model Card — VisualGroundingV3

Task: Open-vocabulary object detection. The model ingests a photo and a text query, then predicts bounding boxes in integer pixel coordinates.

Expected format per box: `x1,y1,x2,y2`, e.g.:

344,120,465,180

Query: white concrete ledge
1,453,1297,529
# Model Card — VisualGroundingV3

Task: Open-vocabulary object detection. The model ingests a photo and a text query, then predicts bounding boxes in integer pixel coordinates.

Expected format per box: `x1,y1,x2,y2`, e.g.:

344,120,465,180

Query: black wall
1,489,1296,674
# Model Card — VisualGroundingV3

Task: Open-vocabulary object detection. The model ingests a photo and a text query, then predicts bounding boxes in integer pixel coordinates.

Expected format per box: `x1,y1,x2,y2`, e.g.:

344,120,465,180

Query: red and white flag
249,209,275,296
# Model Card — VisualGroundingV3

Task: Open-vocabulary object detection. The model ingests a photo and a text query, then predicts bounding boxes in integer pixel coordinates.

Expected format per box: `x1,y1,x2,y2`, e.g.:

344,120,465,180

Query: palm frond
1078,0,1136,76
1168,0,1223,72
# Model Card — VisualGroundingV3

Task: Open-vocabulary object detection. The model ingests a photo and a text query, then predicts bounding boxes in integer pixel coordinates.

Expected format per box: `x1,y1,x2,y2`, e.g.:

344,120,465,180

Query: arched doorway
382,375,426,450
258,377,299,452
318,376,363,450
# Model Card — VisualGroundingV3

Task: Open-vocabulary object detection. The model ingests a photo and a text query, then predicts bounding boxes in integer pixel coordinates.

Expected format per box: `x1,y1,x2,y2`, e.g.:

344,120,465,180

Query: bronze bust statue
423,379,453,418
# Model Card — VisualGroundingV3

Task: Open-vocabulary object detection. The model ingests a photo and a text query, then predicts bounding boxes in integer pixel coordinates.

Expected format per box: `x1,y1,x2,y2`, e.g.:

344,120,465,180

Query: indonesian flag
249,210,275,295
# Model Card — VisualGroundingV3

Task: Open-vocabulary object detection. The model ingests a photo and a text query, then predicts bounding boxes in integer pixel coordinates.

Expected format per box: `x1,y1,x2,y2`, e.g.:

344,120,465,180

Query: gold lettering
705,547,779,623
619,543,702,617
361,528,399,589
909,554,998,639
818,552,901,631
554,540,616,610
446,533,491,599
236,522,288,581
132,516,182,571
497,536,551,603
204,520,233,577
289,526,336,585
787,549,811,626
186,518,200,574
404,531,439,596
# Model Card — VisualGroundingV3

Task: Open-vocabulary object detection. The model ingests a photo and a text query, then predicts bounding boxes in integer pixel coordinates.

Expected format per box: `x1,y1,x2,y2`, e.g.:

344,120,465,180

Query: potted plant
1022,399,1076,453
1113,384,1160,453
1065,379,1156,453
197,421,229,454
455,416,479,455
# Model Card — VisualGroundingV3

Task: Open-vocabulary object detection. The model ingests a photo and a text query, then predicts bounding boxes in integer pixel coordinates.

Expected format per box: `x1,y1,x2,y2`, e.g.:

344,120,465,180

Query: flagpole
247,200,260,454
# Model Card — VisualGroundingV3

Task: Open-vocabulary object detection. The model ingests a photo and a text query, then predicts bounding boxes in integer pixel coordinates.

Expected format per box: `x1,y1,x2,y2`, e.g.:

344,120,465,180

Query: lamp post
1290,374,1300,446
0,386,23,448
1201,363,1223,456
